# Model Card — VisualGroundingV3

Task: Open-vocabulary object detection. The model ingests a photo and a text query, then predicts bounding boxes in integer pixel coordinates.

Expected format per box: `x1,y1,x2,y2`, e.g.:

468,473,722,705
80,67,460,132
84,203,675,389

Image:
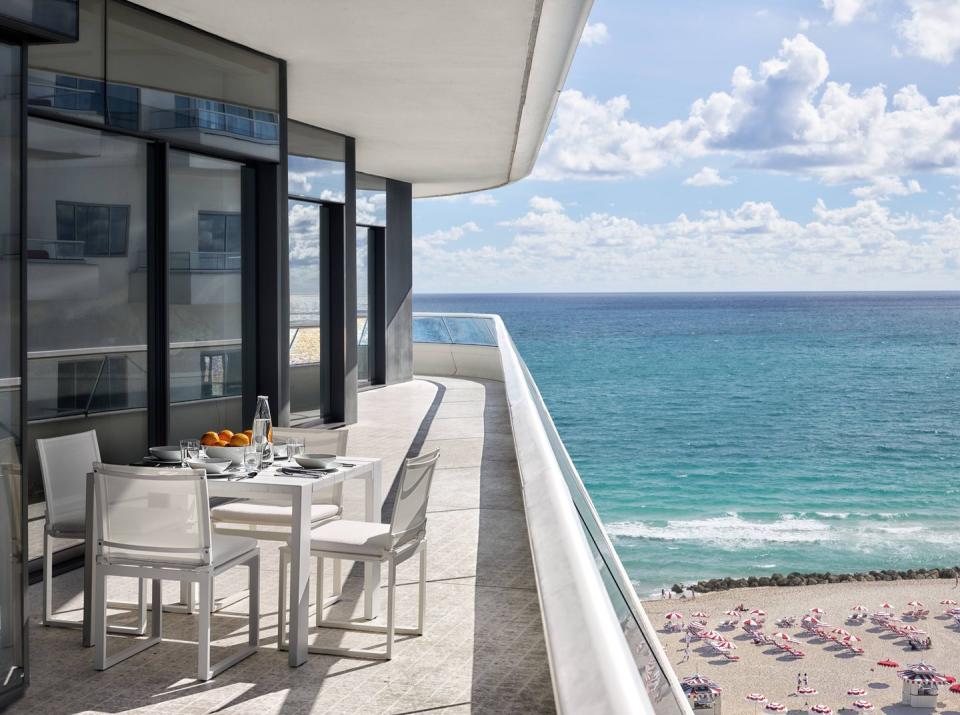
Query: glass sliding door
168,150,243,441
356,226,371,386
26,119,148,520
0,40,24,702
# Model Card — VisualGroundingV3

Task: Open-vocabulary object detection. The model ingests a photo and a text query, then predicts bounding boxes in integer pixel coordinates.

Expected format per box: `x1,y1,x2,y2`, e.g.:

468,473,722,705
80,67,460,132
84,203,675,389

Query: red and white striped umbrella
750,609,766,616
846,688,866,696
724,609,739,616
810,607,825,614
844,634,863,643
690,611,709,618
699,630,724,641
742,618,762,628
851,604,869,612
771,632,793,640
665,612,684,620
881,602,893,609
707,638,736,650
907,600,924,607
810,705,832,714
746,693,767,702
852,700,875,711
942,599,958,605
830,628,851,637
797,686,818,695
764,703,786,713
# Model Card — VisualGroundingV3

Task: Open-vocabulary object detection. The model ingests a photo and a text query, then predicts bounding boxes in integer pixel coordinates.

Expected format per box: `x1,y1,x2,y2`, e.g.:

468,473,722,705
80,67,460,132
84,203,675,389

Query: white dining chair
277,449,439,660
91,463,260,681
36,430,147,633
211,427,348,607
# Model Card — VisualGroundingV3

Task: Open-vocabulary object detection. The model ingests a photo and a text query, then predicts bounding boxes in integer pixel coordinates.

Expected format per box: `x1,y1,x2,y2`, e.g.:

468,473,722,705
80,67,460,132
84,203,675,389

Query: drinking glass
180,439,200,466
272,437,289,461
288,437,304,461
243,444,261,474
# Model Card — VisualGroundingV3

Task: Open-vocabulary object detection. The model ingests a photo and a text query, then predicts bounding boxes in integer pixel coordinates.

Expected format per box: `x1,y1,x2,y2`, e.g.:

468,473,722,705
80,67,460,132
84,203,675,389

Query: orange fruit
216,440,229,447
229,434,250,447
200,433,220,447
218,430,234,441
243,429,253,439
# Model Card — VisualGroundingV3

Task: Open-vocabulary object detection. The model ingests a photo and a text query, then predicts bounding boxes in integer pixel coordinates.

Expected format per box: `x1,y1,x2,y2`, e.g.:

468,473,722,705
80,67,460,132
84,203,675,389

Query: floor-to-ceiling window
26,118,149,487
355,225,371,385
356,173,385,387
0,40,24,701
287,122,347,424
168,150,243,441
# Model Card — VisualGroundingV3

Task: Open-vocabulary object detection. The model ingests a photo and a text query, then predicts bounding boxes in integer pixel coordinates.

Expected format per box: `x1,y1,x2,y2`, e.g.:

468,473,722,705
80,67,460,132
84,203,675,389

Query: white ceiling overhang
130,0,592,197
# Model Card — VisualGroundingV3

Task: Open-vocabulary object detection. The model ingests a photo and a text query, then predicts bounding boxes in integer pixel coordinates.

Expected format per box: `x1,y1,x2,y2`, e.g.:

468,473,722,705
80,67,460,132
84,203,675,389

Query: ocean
412,292,960,594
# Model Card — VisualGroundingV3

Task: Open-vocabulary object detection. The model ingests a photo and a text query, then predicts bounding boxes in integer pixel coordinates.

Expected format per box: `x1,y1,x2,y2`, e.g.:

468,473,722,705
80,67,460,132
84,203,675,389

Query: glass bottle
253,395,273,465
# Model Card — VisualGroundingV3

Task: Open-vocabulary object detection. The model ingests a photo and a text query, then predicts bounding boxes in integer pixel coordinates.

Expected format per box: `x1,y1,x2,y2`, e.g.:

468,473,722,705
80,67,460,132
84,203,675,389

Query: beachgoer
803,673,808,687
661,588,666,600
796,673,801,691
680,642,690,663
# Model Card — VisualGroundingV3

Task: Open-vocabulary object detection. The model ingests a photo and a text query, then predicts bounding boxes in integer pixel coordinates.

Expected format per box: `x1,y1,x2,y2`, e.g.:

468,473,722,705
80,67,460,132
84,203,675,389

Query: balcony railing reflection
137,250,240,272
26,239,84,261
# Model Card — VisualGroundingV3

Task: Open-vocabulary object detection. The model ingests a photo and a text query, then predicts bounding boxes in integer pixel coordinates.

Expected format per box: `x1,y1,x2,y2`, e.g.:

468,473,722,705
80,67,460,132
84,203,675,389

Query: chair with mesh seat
92,463,259,681
36,430,147,633
277,449,439,660
211,427,347,607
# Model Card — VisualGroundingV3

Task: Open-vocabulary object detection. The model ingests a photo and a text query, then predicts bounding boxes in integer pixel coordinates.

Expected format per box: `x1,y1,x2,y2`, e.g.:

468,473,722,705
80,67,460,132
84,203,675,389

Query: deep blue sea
412,292,960,594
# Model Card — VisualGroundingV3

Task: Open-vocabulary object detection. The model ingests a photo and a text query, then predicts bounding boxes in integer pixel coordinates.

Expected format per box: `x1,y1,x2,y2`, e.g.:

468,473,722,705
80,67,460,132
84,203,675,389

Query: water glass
180,439,200,465
272,437,289,460
243,445,261,474
288,437,305,461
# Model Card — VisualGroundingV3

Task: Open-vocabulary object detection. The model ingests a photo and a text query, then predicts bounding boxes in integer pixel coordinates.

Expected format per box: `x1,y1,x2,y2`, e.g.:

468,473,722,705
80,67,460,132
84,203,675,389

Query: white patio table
81,457,383,667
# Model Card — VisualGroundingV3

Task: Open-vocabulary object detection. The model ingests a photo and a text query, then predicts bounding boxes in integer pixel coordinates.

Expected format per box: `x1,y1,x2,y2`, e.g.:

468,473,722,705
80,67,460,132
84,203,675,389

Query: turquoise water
413,292,960,594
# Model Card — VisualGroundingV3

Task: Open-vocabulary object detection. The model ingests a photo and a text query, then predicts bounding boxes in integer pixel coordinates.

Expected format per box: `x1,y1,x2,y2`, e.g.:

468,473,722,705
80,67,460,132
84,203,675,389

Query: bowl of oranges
202,429,254,466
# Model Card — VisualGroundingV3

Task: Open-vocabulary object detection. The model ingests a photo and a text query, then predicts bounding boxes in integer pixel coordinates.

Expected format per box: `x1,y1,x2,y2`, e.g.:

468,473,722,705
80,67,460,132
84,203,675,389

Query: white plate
294,453,338,469
187,459,232,475
149,446,181,462
143,455,181,465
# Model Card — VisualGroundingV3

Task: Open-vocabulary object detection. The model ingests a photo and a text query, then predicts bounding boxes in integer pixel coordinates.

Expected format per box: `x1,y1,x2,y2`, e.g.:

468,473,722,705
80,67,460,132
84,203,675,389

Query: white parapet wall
412,312,691,715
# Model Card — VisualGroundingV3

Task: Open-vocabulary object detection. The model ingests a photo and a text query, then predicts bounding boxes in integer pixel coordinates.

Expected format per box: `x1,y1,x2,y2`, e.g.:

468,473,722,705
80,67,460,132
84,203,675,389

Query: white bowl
205,445,246,466
187,458,232,475
149,446,181,462
294,453,338,470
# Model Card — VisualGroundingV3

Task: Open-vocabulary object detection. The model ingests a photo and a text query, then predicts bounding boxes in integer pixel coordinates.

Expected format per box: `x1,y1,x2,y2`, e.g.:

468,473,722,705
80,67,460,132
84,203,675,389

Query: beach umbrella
810,607,825,615
851,604,869,612
750,608,766,616
830,627,850,637
897,662,949,685
699,630,724,641
707,638,736,650
843,634,863,643
950,683,960,694
851,700,875,711
846,688,866,696
690,611,708,619
745,693,767,703
881,602,893,609
742,618,762,628
809,705,832,714
945,676,957,684
723,609,739,616
877,659,899,668
764,703,786,712
797,686,818,695
941,599,958,605
665,612,683,620
907,600,924,607
771,631,793,640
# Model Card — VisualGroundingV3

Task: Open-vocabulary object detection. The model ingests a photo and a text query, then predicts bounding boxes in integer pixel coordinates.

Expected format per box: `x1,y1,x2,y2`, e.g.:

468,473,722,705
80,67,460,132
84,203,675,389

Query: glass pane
356,227,370,384
0,41,23,697
28,0,103,122
412,317,451,344
168,150,243,442
443,317,497,346
356,173,386,227
107,1,279,159
288,121,347,202
0,0,77,38
289,200,327,423
27,119,148,508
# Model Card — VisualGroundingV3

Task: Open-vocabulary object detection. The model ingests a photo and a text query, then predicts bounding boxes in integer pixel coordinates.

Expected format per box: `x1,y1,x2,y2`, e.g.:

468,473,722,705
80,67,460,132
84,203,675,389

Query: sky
412,0,960,293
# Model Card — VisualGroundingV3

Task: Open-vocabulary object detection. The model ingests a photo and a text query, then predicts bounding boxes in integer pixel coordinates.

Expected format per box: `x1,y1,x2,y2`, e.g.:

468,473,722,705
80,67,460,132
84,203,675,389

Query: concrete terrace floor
10,376,555,715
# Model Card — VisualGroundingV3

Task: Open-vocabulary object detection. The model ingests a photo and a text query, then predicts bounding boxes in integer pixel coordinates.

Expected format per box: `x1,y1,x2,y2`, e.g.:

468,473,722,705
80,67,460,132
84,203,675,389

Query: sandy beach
643,579,960,714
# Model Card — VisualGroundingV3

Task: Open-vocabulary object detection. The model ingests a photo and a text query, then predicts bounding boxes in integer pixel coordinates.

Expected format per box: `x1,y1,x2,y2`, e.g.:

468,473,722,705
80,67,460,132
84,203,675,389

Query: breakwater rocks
684,567,960,594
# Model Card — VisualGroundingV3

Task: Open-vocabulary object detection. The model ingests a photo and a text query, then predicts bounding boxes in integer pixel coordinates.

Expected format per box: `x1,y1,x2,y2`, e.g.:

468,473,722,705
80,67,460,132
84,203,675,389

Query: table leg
363,462,382,620
82,473,94,647
288,483,311,666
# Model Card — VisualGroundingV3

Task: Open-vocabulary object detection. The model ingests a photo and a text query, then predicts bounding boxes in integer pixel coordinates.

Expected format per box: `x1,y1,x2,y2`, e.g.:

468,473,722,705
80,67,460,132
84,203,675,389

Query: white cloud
469,193,498,206
415,198,960,292
529,195,564,212
580,22,609,47
850,175,924,199
414,222,480,249
534,34,960,194
683,167,737,187
821,0,878,24
898,0,960,63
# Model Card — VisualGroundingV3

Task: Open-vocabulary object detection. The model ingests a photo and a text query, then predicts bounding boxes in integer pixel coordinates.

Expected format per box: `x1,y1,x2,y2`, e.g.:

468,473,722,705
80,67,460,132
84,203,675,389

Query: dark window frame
55,199,130,256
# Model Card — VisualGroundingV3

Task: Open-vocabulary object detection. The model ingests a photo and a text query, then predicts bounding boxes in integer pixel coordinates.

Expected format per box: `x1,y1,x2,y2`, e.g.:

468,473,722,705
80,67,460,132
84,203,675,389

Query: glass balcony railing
26,238,84,260
136,250,240,272
412,314,497,346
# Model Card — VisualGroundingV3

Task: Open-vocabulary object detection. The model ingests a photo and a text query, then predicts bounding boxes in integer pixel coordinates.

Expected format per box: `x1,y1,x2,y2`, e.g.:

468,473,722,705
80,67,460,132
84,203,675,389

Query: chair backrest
93,463,211,568
275,427,348,506
389,449,439,549
36,429,101,531
274,426,348,455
